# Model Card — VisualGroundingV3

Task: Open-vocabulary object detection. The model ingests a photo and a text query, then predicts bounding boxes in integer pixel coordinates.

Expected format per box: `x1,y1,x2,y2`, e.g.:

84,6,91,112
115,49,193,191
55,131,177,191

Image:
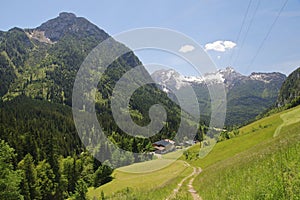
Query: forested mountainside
0,12,203,199
277,67,300,107
0,12,195,153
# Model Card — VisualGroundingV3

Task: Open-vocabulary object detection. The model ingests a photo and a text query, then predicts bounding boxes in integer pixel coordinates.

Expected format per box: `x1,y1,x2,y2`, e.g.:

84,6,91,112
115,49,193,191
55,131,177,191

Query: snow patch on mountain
152,67,236,90
249,73,271,83
151,67,285,92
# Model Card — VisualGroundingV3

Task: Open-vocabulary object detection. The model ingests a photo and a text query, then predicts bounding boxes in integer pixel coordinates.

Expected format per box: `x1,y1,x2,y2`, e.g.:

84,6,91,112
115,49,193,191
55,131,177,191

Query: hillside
277,67,300,107
88,105,300,199
152,67,286,126
0,96,112,199
0,12,194,158
1,11,298,200
0,96,82,161
190,105,300,199
0,12,199,199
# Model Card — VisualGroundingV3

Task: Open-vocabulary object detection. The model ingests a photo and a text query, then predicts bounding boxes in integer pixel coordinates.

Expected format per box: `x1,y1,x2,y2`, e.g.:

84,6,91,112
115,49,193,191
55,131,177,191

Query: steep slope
0,12,112,105
152,67,286,126
0,12,200,199
0,12,197,165
0,51,16,97
277,67,300,107
0,96,82,162
190,105,300,199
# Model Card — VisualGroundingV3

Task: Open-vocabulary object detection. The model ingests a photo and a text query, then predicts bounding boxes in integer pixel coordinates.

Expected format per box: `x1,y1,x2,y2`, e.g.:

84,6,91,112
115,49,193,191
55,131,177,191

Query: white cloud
205,41,225,52
205,40,236,52
179,44,195,53
223,41,236,49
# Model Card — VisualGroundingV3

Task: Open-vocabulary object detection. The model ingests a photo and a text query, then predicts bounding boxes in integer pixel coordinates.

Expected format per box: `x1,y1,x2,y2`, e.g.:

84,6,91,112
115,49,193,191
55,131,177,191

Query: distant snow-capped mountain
151,67,283,91
151,67,286,126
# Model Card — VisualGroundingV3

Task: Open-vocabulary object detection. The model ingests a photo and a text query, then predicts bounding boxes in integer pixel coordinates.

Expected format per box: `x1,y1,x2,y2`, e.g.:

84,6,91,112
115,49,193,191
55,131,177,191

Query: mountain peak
35,12,109,42
249,72,286,83
152,67,286,91
217,67,240,75
221,67,236,73
58,12,77,19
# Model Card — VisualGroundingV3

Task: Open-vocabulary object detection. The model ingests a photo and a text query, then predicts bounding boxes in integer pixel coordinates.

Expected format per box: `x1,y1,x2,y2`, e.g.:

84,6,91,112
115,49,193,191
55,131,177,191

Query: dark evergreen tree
93,165,113,188
18,153,40,200
73,179,88,200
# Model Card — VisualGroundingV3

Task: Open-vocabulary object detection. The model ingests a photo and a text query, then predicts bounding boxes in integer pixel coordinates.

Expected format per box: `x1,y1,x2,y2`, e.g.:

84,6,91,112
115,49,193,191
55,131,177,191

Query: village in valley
152,138,196,154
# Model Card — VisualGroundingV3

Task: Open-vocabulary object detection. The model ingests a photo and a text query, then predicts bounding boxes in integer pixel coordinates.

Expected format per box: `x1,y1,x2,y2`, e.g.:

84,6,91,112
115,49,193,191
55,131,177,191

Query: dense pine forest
0,96,113,199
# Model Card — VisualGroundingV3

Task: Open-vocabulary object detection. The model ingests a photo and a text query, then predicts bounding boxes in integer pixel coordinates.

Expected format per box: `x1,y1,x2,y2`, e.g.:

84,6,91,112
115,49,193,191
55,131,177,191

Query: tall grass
194,122,300,200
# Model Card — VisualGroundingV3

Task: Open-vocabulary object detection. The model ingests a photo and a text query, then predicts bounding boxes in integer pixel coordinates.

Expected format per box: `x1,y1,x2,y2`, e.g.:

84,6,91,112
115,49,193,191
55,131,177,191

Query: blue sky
1,0,300,76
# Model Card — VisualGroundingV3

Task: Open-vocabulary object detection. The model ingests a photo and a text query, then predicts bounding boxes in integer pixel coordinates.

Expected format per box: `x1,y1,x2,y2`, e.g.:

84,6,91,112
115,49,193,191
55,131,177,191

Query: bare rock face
25,30,55,44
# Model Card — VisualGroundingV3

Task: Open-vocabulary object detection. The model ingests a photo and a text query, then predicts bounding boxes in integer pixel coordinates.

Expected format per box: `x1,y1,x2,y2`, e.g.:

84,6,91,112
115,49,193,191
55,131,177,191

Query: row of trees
0,139,112,200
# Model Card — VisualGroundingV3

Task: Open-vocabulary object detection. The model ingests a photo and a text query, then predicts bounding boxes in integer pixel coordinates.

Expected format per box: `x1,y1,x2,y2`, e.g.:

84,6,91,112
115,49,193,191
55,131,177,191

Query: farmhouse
153,139,175,154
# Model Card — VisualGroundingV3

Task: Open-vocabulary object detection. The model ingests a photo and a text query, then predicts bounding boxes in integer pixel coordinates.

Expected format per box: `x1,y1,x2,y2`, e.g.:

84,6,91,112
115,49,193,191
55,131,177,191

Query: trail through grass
88,105,300,200
165,163,202,200
274,106,300,137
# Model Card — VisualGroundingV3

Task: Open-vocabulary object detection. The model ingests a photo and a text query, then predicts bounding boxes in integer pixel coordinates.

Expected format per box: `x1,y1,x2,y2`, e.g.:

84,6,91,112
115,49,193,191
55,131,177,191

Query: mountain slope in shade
152,67,286,126
277,67,300,107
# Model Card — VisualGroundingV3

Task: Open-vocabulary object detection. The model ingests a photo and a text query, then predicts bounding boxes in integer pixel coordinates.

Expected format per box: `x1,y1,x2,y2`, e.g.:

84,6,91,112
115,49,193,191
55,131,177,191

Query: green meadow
88,105,300,199
88,159,193,199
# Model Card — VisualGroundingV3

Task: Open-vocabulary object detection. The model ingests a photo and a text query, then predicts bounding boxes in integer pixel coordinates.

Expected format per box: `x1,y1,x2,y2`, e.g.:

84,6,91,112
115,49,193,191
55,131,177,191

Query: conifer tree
0,140,23,200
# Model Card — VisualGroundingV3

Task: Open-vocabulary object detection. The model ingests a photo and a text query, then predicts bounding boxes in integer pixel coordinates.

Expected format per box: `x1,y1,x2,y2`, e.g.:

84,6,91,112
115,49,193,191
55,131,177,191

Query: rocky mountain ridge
152,67,286,125
152,67,285,91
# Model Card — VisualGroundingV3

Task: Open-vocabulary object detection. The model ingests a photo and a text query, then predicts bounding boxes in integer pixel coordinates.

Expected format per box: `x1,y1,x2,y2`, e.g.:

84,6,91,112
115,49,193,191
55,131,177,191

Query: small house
153,139,175,154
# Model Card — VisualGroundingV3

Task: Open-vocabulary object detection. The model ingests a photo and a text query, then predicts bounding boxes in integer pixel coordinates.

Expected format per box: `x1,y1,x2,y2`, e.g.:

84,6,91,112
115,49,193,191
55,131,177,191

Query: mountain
0,12,204,199
277,67,300,107
0,12,199,157
35,12,108,42
152,67,286,126
0,12,110,104
0,12,189,140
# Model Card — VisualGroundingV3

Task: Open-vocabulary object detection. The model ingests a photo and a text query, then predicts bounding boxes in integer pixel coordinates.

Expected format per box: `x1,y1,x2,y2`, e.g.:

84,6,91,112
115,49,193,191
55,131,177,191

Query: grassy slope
88,105,300,199
88,158,193,199
186,105,285,168
190,105,300,199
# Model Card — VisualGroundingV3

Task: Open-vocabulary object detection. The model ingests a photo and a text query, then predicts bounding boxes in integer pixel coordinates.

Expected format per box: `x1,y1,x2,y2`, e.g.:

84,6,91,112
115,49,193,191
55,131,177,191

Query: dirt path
165,162,202,200
187,167,202,200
